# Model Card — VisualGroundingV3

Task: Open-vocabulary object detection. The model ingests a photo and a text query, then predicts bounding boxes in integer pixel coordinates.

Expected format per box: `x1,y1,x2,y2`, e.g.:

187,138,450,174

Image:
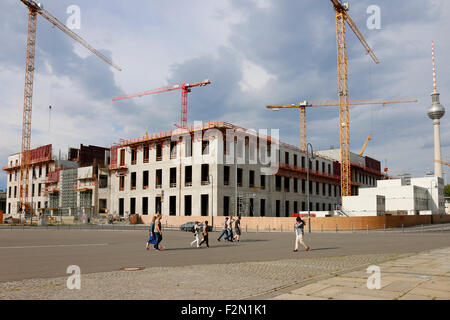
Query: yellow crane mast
330,0,380,198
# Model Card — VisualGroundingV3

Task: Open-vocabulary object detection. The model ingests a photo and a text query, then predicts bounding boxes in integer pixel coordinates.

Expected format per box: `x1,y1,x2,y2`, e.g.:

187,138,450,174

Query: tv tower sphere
427,92,445,120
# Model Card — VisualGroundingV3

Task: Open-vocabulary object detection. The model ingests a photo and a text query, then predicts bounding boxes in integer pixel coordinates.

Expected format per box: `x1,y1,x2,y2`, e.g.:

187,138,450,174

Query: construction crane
359,133,372,156
112,80,211,129
267,98,418,151
329,0,380,198
436,160,450,167
18,0,121,216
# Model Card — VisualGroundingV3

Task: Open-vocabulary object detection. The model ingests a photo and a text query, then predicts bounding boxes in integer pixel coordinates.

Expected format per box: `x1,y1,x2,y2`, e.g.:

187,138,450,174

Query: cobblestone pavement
270,247,450,300
0,253,400,300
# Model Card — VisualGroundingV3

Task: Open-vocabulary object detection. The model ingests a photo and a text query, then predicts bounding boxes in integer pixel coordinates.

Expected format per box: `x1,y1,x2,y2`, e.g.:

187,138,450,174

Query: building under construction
2,144,109,219
2,122,383,220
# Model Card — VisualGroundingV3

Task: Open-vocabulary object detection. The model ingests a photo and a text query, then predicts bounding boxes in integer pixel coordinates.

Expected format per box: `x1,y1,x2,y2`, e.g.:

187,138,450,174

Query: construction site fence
143,214,450,232
1,219,449,234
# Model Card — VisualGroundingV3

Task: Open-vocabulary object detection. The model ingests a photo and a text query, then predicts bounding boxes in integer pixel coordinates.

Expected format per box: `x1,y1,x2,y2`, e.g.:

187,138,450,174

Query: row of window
7,183,43,199
274,176,339,197
118,164,211,191
116,195,337,217
7,201,48,215
119,138,337,177
119,140,208,166
356,172,376,186
8,165,50,182
117,194,210,217
116,165,340,198
279,151,333,174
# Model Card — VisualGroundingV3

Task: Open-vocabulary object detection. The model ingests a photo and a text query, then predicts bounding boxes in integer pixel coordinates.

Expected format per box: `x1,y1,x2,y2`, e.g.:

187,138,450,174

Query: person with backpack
293,216,310,252
199,221,210,248
217,217,229,242
190,221,201,248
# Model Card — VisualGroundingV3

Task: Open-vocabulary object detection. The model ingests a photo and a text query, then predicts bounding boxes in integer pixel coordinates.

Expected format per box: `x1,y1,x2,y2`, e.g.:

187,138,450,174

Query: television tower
427,41,445,179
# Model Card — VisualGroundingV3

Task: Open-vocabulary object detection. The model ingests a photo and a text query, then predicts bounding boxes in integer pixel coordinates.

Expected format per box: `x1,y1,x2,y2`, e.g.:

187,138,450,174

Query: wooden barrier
140,214,450,231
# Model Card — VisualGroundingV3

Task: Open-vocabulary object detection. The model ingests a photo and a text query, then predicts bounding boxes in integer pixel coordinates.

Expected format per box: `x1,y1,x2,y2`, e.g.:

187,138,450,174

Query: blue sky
1,0,449,190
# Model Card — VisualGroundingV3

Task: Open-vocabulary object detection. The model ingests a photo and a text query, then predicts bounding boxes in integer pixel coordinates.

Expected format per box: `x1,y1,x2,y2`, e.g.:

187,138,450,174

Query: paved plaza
270,247,450,300
0,227,449,299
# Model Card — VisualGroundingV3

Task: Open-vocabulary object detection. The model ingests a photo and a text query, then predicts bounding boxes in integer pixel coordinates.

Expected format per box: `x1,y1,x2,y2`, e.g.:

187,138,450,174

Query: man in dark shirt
199,221,210,248
233,216,241,242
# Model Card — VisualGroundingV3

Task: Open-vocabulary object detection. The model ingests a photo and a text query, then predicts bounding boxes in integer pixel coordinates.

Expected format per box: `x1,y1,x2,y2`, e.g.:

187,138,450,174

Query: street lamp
306,143,314,233
209,174,214,229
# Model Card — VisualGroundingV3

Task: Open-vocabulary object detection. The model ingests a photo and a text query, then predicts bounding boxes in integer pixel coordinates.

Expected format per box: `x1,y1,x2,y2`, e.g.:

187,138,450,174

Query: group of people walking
217,216,241,242
146,214,310,253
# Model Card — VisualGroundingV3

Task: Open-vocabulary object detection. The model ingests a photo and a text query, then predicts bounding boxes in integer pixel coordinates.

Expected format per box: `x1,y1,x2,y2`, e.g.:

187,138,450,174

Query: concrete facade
107,122,383,219
3,152,56,217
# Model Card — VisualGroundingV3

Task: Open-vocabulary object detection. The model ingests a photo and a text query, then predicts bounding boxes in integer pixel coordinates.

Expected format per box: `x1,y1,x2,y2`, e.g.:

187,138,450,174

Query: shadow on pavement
309,247,340,251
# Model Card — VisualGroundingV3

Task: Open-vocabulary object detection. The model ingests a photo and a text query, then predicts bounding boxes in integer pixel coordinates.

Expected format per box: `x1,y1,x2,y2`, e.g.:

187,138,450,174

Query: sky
1,0,449,190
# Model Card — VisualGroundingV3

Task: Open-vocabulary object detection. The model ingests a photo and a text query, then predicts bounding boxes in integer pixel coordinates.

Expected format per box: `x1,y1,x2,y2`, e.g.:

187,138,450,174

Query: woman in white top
190,221,201,248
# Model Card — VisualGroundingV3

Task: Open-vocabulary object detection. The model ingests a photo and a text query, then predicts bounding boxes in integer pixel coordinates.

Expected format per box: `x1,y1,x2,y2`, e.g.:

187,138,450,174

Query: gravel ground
0,253,400,300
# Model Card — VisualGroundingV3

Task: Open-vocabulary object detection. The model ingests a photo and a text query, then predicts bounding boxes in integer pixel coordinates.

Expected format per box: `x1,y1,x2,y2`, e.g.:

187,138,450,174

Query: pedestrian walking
199,221,210,248
190,221,201,248
293,216,310,252
233,216,241,242
146,215,157,250
226,216,234,242
217,217,229,241
154,214,164,250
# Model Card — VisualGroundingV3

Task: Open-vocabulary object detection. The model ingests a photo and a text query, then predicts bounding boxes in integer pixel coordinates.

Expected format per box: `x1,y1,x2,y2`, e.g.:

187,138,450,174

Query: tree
445,185,450,197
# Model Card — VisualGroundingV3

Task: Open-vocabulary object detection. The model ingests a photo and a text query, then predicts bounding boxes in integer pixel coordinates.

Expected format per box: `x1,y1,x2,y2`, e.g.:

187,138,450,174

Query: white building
342,176,445,216
106,122,383,219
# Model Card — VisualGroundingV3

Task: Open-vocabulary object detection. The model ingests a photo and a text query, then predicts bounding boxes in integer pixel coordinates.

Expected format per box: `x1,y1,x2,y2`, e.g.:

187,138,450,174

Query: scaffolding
60,169,77,216
48,193,59,209
79,190,92,208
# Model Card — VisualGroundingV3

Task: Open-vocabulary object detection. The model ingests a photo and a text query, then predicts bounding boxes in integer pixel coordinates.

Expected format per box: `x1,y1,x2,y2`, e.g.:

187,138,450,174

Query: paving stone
271,294,327,300
381,280,419,293
417,278,450,291
324,293,384,300
317,276,369,288
291,283,331,295
406,287,450,299
398,293,433,300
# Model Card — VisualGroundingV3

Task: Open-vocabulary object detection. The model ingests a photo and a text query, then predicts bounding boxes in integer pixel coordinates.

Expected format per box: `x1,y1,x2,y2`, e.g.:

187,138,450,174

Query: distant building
342,176,445,216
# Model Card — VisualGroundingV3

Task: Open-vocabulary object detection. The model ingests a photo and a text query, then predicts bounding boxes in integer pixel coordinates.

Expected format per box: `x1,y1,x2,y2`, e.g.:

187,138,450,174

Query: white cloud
239,60,276,92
